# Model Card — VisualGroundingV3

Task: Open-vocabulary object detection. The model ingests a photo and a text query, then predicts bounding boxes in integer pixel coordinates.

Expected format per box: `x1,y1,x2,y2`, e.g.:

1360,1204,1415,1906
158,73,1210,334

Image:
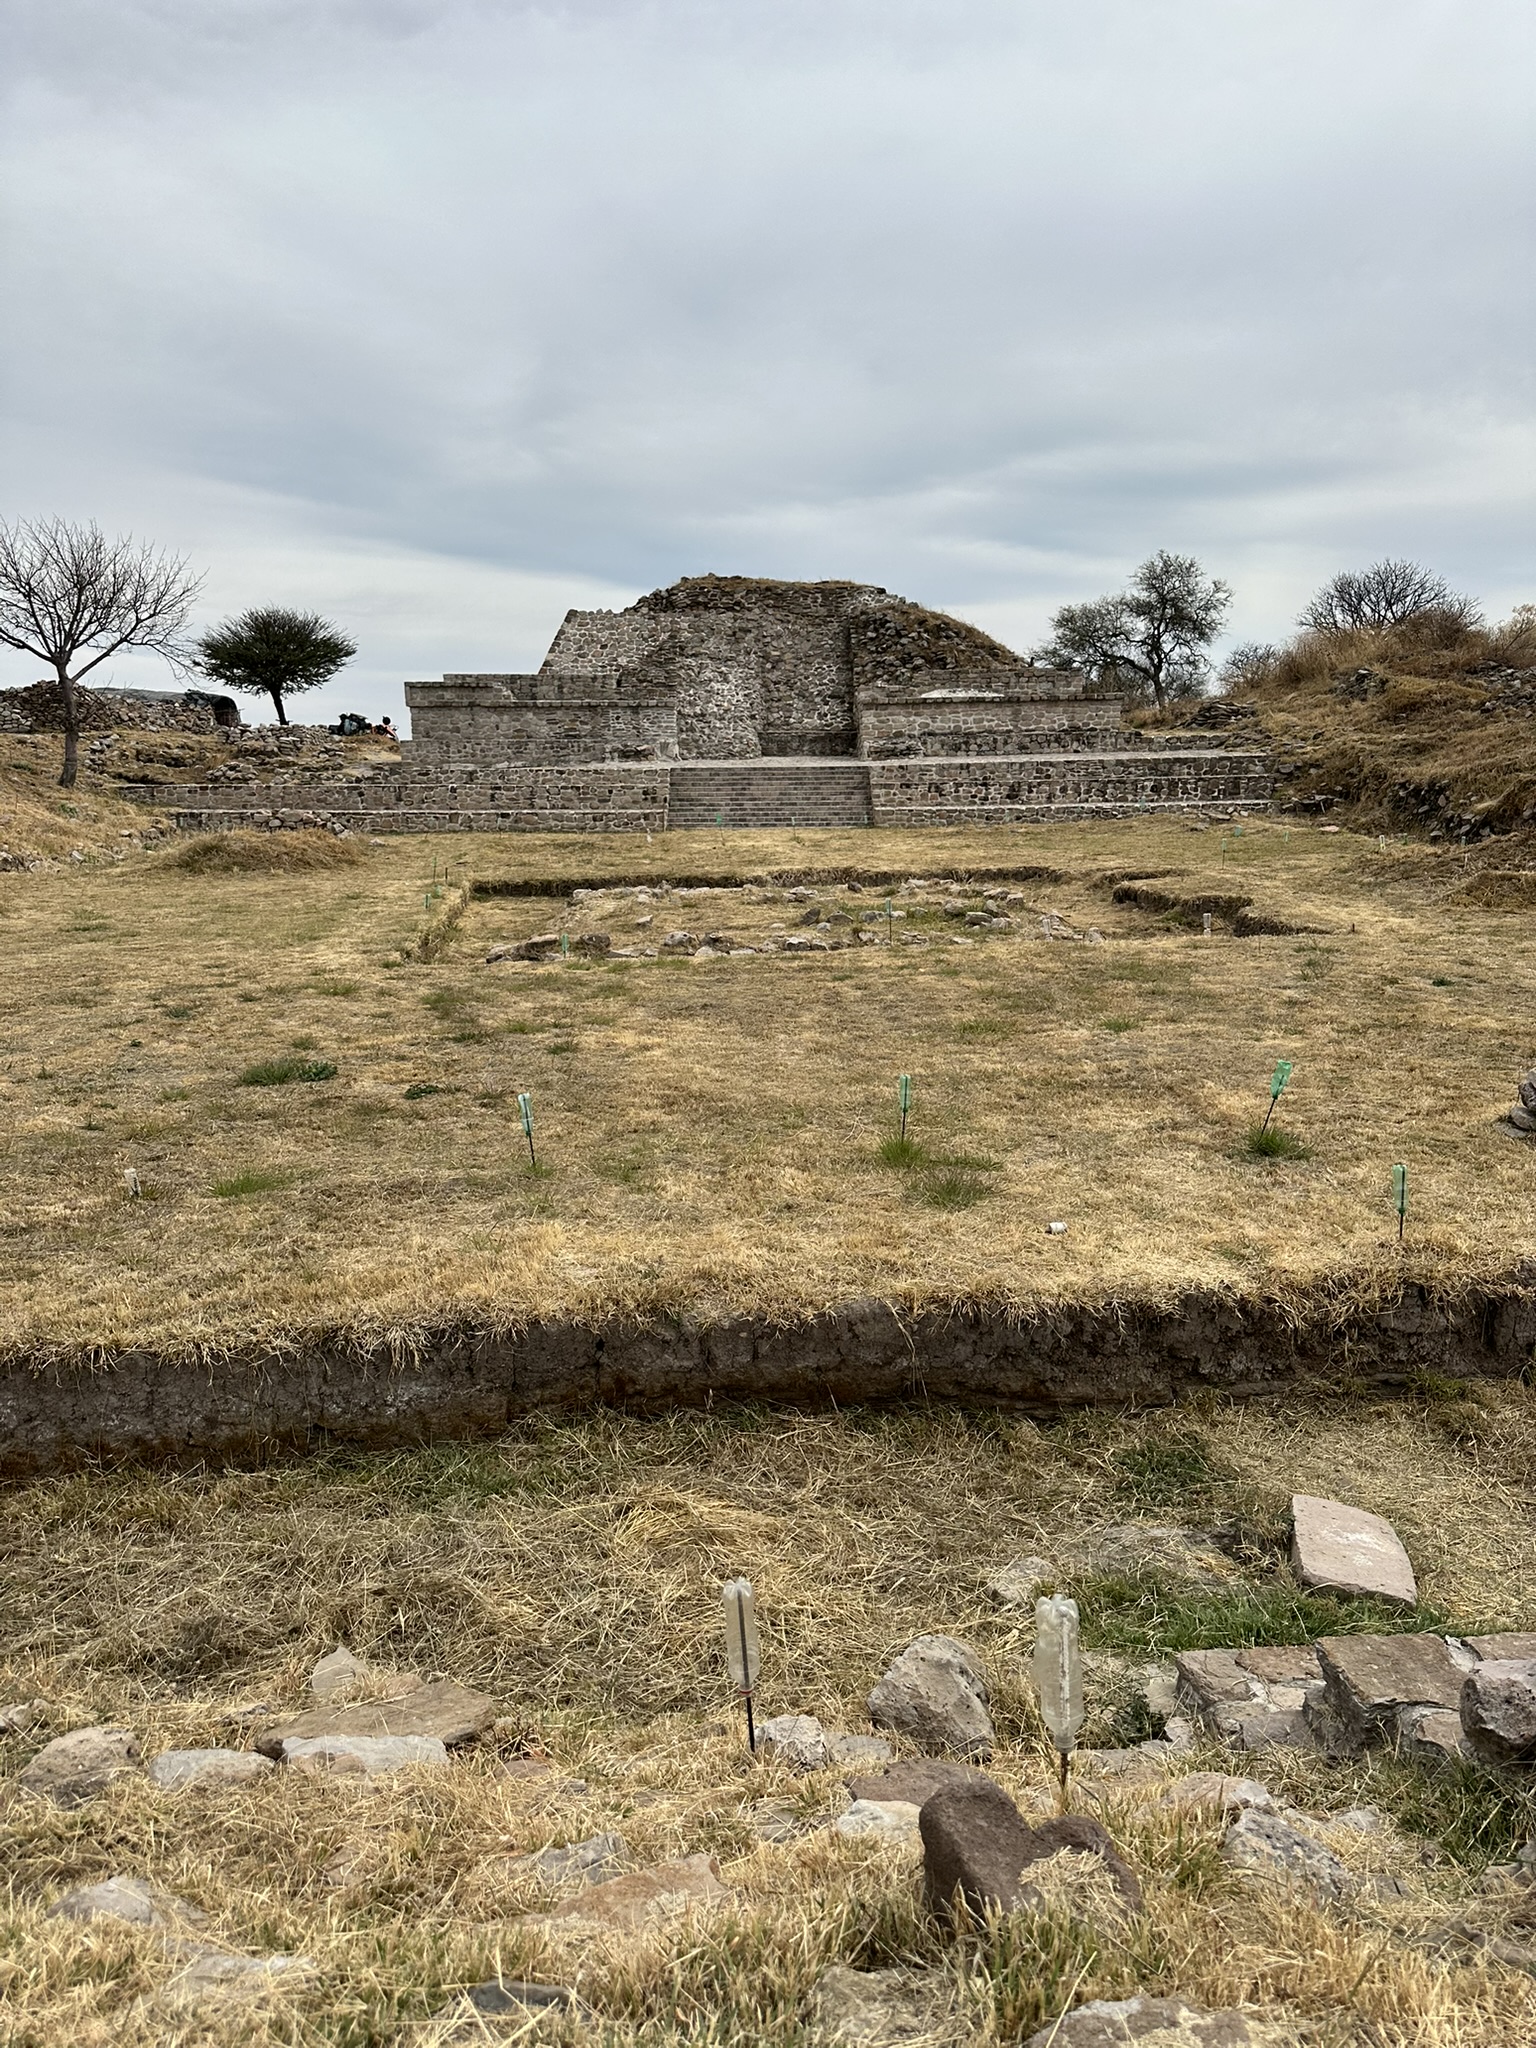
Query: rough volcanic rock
868,1636,993,1758
1222,1810,1350,1900
1315,1633,1462,1742
983,1556,1057,1608
1460,1658,1536,1762
1290,1496,1416,1605
538,1852,728,1930
758,1714,830,1772
828,1733,894,1769
17,1726,141,1807
845,1759,990,1806
1022,1997,1299,2046
255,1678,498,1757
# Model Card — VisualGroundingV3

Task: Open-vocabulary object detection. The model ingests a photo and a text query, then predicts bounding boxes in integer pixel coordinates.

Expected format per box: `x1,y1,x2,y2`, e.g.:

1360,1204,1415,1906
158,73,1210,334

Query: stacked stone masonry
118,576,1271,832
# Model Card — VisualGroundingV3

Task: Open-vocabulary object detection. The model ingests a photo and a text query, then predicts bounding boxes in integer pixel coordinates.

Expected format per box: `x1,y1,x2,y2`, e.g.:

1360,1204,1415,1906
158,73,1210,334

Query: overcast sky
4,0,1533,727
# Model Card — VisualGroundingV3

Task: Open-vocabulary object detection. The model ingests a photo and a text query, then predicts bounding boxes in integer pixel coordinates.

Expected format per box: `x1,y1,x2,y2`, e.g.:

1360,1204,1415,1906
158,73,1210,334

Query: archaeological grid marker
1392,1163,1408,1242
517,1091,537,1168
721,1577,761,1754
897,1073,912,1143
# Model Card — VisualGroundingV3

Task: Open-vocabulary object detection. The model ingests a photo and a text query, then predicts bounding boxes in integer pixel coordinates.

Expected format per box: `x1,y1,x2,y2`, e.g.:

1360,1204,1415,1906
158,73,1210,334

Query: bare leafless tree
1300,559,1481,635
0,518,202,787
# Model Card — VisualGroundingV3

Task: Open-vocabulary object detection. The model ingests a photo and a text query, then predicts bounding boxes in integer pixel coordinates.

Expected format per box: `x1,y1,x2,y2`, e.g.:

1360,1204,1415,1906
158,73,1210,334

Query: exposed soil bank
4,1279,1535,1476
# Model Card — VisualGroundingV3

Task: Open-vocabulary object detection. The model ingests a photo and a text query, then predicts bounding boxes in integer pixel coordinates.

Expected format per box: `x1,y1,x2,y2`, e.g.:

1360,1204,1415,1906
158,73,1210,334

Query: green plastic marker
1260,1059,1293,1133
560,933,570,959
1392,1162,1407,1242
897,1073,912,1144
885,896,894,942
518,1090,536,1168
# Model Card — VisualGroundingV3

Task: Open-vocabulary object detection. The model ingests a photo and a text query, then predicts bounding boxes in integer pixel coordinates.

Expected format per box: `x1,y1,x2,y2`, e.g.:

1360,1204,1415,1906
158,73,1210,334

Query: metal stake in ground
1034,1594,1083,1810
721,1577,761,1753
897,1073,912,1144
1392,1162,1408,1243
517,1091,536,1169
1260,1059,1293,1134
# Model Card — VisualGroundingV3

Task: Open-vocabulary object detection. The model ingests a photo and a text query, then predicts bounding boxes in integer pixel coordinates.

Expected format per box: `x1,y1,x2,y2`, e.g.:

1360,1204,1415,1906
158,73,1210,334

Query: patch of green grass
1244,1123,1310,1160
212,1169,292,1199
289,1034,320,1050
1102,1015,1138,1033
877,1136,928,1168
237,1057,338,1087
1075,1573,1452,1658
403,1083,443,1099
1368,1753,1536,1869
313,980,360,996
1111,1427,1228,1510
955,1016,1008,1040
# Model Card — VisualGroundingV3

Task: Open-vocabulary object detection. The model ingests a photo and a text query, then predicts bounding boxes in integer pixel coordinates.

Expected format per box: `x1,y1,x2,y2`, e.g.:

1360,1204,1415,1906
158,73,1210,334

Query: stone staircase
666,760,874,830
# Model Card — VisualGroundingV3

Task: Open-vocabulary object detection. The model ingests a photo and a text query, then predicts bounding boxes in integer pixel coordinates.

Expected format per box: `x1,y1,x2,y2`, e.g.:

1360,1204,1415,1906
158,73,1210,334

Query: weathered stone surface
758,1713,829,1772
1023,1996,1298,2046
983,1555,1057,1608
868,1636,993,1758
432,1979,587,2039
1087,1525,1237,1586
1160,1773,1276,1815
845,1759,989,1806
812,1964,952,2044
1396,1706,1470,1760
1460,1658,1536,1763
920,1780,1143,1918
1467,1633,1536,1663
539,1852,728,1930
255,1678,498,1757
1222,1809,1350,1900
1174,1650,1256,1711
1215,1706,1316,1753
0,1701,41,1736
1290,1496,1416,1605
309,1646,367,1699
18,1726,141,1807
280,1733,449,1775
827,1733,894,1769
1235,1646,1321,1685
514,1831,629,1889
1316,1633,1462,1740
835,1799,923,1845
148,1748,275,1791
47,1876,202,1926
160,1951,316,2007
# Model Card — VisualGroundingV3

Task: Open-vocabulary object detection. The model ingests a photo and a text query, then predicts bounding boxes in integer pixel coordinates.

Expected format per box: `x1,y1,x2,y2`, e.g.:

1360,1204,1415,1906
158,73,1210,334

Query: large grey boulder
868,1636,993,1758
1290,1496,1416,1605
17,1727,141,1807
1222,1809,1350,1900
1460,1658,1536,1762
1023,1997,1299,2046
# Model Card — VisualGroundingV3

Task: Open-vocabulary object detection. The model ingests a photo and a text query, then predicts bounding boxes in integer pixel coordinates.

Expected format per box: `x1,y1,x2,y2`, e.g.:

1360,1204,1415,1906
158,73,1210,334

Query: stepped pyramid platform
128,576,1272,834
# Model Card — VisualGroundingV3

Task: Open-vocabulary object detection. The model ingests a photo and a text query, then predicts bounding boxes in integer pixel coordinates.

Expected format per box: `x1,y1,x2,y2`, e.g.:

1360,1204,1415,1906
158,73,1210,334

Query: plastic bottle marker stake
1034,1595,1083,1805
1260,1059,1293,1134
1202,912,1212,938
1392,1163,1408,1243
517,1091,536,1169
897,1073,912,1144
721,1577,761,1753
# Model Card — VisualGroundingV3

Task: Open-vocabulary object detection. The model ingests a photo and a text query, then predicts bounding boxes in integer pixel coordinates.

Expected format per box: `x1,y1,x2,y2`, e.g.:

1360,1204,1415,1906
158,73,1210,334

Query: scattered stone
309,1646,367,1699
432,1980,585,2034
17,1726,141,1807
1134,1660,1181,1720
1174,1649,1256,1712
1023,1996,1298,2047
537,1851,728,1930
1466,1632,1536,1662
572,932,611,956
1460,1658,1536,1763
148,1748,276,1791
1331,1805,1388,1833
160,1951,316,2008
280,1733,449,1775
1222,1809,1350,1900
514,1831,629,1889
1397,1705,1471,1760
0,1702,42,1736
835,1799,924,1845
1086,1525,1238,1587
983,1555,1057,1608
1290,1495,1417,1605
845,1759,990,1807
748,1799,806,1843
1216,1706,1316,1754
1315,1633,1462,1743
827,1733,894,1769
47,1875,203,1927
1074,1747,1164,1783
757,1713,829,1772
1159,1773,1275,1816
486,933,561,963
868,1635,993,1758
812,1963,952,2045
920,1778,1143,1919
255,1678,498,1757
1235,1645,1322,1686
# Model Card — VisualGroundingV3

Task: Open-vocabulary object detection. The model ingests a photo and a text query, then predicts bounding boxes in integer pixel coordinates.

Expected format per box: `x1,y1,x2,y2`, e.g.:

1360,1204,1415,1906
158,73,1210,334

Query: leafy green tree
0,518,200,787
1039,551,1232,709
196,606,356,724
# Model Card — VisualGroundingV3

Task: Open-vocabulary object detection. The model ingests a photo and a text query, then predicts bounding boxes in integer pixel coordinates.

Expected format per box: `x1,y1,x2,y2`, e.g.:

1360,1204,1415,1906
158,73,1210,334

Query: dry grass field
0,811,1533,1364
2,1394,1536,2046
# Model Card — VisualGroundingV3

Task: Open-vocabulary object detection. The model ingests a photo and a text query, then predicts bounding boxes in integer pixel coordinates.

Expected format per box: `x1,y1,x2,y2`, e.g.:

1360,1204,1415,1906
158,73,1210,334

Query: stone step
667,762,874,829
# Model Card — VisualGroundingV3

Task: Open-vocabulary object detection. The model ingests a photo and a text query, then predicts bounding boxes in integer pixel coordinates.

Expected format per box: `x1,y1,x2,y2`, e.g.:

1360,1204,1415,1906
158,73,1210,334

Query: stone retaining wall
859,695,1124,759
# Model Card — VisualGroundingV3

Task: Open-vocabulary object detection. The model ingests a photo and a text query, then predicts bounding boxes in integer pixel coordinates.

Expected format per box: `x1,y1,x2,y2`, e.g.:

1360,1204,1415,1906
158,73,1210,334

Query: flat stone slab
1466,1633,1536,1663
1173,1650,1257,1710
845,1759,992,1806
834,1798,923,1845
47,1875,203,1926
160,1951,316,2008
536,1852,728,1931
1024,1997,1299,2047
281,1733,449,1775
1235,1646,1322,1685
255,1678,498,1757
1316,1633,1463,1739
1159,1773,1275,1815
813,1963,954,2045
148,1748,275,1791
1291,1495,1416,1605
17,1726,141,1807
512,1831,629,1889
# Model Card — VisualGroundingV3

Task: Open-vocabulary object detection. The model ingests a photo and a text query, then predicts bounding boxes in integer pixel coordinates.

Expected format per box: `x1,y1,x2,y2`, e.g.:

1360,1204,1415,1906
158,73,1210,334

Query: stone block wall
868,750,1273,825
404,674,677,765
0,682,239,735
858,692,1124,759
